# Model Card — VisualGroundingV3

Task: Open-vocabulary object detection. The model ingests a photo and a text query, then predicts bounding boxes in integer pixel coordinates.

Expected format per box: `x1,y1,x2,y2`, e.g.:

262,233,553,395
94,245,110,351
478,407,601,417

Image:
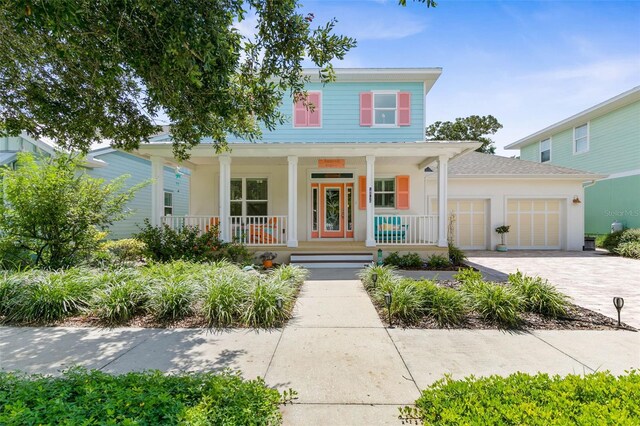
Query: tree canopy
0,1,356,160
425,115,503,154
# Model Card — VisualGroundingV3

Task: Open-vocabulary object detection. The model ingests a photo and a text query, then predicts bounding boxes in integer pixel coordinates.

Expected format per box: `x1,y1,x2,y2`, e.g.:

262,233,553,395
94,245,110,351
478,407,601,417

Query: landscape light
613,297,624,327
276,296,283,310
372,272,378,288
385,292,393,328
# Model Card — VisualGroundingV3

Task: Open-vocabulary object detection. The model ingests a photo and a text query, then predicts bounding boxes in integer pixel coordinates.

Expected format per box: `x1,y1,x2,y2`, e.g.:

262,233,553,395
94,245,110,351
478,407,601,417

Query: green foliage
0,367,284,425
101,239,147,264
0,1,356,160
406,370,640,425
357,264,399,292
426,254,451,269
384,252,424,268
0,238,33,270
509,271,569,318
425,115,503,154
200,268,248,327
146,279,195,322
601,229,640,258
463,281,523,328
384,279,422,323
269,264,309,288
428,286,467,327
453,268,483,285
242,279,294,328
615,241,640,259
602,230,624,252
0,153,144,269
90,270,146,324
447,244,467,267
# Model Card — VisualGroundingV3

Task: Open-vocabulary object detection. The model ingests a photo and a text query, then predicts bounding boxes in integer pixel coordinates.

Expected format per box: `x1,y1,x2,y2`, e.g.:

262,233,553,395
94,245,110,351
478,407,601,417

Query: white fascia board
449,173,607,181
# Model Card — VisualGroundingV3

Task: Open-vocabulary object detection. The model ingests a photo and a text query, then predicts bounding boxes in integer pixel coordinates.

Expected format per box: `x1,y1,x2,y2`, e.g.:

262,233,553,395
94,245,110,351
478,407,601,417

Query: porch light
613,297,624,327
276,296,284,310
384,292,393,328
424,167,433,173
372,272,378,288
572,196,582,204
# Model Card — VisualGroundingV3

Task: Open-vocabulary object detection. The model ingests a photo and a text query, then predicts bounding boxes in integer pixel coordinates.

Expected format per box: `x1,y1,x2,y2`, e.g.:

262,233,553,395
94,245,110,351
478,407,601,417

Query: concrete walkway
467,250,640,328
1,271,639,425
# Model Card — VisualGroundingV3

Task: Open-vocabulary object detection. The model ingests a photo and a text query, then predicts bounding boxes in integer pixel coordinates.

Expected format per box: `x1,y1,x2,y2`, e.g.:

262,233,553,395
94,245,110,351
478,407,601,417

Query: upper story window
540,138,551,163
360,92,411,127
293,91,321,128
163,191,173,216
231,178,268,216
574,123,589,154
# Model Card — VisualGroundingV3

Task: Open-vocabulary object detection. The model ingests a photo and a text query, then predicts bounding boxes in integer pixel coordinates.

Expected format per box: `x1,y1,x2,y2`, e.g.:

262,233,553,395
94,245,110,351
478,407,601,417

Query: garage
506,199,562,249
431,198,488,249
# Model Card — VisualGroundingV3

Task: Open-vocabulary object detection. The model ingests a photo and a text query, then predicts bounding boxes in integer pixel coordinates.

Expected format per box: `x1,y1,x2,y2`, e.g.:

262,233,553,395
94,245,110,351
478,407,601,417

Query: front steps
290,252,374,269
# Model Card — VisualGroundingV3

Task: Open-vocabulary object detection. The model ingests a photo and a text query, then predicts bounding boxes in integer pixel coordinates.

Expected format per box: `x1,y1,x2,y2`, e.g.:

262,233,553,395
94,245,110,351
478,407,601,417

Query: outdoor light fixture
572,196,582,204
276,296,283,310
613,297,624,327
384,292,393,328
372,272,378,288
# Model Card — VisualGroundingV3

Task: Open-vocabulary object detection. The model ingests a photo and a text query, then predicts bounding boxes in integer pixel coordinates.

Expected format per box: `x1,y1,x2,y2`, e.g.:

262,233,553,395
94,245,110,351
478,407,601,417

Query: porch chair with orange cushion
249,217,279,244
205,217,220,233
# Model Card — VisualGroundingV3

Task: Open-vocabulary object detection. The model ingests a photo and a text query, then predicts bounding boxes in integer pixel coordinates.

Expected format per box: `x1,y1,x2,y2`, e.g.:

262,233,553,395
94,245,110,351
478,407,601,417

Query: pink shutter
360,92,373,126
294,95,308,127
397,92,411,126
307,92,321,127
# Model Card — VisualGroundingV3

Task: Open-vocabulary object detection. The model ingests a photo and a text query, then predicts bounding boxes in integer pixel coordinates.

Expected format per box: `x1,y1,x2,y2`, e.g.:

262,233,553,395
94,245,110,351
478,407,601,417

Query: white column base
287,156,298,248
287,240,298,248
365,239,376,247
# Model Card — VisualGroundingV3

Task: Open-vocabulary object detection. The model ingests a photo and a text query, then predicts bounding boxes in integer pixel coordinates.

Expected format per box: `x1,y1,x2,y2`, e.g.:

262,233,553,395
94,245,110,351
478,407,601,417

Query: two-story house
506,86,640,235
134,68,601,264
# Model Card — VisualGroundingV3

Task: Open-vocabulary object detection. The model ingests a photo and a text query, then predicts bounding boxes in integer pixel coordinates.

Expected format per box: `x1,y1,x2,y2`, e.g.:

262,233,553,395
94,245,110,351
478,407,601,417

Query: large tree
0,1,357,160
425,115,503,154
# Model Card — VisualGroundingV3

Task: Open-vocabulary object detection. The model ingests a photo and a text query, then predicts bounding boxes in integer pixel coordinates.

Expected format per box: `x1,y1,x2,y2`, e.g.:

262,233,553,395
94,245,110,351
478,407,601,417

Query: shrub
101,239,147,264
90,270,145,324
615,241,640,259
428,287,467,327
404,371,640,425
448,244,467,267
463,281,523,328
384,252,424,269
620,228,640,244
242,279,294,328
357,264,399,292
426,254,451,269
383,251,402,267
375,279,422,323
0,238,33,270
453,267,483,285
0,367,284,425
201,270,248,327
508,271,569,318
146,279,195,322
602,230,624,252
269,264,309,288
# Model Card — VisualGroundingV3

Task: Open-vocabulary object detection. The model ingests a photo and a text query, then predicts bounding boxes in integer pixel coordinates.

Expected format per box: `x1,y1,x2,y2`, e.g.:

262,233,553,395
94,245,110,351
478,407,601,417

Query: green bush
146,279,195,321
269,264,309,288
201,269,248,327
384,252,424,269
357,264,399,292
448,244,467,267
453,267,483,285
463,281,523,328
0,367,284,425
426,254,451,269
383,251,402,267
404,371,640,425
90,270,145,324
379,279,422,323
428,286,467,327
508,271,569,318
0,238,33,270
615,241,640,259
620,228,640,244
101,238,147,263
602,230,625,252
242,279,294,328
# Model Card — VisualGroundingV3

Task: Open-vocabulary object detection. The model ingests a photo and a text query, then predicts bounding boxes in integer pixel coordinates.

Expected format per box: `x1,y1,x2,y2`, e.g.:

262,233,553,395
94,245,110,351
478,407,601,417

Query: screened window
163,191,173,216
574,124,589,154
230,178,268,216
540,138,551,163
373,93,396,125
374,178,395,208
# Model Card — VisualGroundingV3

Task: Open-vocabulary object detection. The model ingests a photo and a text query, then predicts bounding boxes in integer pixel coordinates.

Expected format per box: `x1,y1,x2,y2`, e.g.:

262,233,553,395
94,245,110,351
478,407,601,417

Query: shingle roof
446,152,603,177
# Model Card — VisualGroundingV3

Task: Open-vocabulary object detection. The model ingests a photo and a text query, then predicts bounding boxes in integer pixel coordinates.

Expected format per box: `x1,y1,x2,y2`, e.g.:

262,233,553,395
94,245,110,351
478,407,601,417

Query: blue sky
298,0,640,155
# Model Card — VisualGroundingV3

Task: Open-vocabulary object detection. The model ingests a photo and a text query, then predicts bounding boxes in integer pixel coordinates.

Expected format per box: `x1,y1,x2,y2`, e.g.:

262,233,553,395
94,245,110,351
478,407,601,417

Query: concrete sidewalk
1,275,639,425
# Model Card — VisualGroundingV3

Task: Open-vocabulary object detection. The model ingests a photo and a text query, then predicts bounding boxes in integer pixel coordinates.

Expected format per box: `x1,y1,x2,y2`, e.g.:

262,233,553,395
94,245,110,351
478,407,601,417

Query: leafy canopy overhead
0,1,357,160
425,115,503,154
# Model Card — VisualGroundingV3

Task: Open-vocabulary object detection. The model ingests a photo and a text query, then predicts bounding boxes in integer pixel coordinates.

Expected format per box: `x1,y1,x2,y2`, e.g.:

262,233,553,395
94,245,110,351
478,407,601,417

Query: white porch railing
230,216,287,246
374,215,438,245
161,215,220,234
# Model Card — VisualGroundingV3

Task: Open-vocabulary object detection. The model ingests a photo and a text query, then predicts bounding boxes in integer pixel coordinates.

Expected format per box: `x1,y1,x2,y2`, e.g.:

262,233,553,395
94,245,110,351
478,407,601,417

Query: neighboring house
88,147,190,239
1,133,56,167
506,86,640,234
128,68,600,263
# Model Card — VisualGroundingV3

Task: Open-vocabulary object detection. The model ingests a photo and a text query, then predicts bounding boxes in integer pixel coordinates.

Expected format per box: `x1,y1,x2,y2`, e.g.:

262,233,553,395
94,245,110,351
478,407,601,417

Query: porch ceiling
135,141,481,169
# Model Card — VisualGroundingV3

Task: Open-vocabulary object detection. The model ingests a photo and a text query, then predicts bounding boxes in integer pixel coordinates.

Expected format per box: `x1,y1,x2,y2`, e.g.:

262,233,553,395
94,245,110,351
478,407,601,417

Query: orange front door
314,183,354,239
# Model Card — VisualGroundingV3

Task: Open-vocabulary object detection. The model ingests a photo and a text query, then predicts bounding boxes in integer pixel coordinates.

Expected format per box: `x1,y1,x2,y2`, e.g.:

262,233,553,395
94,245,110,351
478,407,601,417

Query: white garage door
506,199,562,249
432,199,488,249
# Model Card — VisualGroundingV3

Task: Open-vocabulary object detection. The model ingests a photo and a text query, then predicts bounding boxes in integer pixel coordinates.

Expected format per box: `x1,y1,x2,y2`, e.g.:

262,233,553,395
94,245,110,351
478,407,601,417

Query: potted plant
259,251,277,268
495,225,510,252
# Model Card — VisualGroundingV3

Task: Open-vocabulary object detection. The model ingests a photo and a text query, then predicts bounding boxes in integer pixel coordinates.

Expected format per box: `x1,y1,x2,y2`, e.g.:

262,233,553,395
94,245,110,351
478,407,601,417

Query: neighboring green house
88,148,190,239
506,86,640,234
1,133,56,167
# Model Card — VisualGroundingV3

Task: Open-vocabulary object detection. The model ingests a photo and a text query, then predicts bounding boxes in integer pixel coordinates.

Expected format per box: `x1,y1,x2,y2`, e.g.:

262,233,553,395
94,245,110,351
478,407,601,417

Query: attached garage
506,199,562,249
431,198,488,249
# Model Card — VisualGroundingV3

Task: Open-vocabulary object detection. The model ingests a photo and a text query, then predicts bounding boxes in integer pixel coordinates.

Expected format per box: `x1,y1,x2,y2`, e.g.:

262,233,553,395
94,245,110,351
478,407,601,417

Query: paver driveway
467,250,640,328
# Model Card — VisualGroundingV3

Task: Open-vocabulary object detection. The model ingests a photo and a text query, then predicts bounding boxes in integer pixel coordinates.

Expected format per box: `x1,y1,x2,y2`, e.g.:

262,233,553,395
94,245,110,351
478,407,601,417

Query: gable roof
506,86,640,150
445,152,604,179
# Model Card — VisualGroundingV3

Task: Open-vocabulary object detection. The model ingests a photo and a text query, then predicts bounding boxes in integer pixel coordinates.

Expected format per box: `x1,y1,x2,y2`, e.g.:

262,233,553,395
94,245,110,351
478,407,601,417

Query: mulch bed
371,280,636,332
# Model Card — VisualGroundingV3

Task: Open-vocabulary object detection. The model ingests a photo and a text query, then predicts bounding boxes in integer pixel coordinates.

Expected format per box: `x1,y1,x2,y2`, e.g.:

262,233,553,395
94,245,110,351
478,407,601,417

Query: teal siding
192,82,425,144
585,174,640,234
89,151,190,239
520,144,538,162
1,136,52,157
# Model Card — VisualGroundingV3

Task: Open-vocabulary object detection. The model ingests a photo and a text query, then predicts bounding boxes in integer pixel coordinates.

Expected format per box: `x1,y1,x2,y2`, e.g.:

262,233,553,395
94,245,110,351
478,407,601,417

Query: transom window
574,123,589,154
230,178,268,216
163,191,173,216
374,178,395,208
373,93,396,126
540,138,551,163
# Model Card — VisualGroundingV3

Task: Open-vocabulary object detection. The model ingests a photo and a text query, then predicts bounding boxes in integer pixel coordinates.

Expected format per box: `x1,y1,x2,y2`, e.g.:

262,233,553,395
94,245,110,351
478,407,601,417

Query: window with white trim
574,123,589,154
540,138,551,163
230,178,268,216
163,191,173,216
374,178,395,208
373,93,396,125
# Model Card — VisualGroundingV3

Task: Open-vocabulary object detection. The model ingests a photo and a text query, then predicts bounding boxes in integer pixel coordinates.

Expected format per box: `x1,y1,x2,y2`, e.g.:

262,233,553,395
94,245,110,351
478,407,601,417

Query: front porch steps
290,252,373,269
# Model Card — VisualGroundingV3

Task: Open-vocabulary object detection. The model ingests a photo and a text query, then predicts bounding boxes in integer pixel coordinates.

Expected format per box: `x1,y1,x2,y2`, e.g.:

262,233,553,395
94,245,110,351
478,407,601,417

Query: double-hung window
574,123,589,154
163,191,173,216
374,178,395,208
540,138,551,163
230,178,268,216
373,93,397,126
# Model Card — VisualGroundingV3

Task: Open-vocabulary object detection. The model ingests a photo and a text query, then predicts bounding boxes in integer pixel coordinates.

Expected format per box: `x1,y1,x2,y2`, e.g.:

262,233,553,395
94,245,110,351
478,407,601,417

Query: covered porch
136,141,479,251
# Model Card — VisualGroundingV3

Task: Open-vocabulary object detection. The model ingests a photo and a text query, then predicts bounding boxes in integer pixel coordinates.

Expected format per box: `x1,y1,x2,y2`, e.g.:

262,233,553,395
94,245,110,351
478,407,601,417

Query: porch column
365,155,376,247
287,155,298,247
437,155,449,247
150,156,164,227
218,154,231,242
